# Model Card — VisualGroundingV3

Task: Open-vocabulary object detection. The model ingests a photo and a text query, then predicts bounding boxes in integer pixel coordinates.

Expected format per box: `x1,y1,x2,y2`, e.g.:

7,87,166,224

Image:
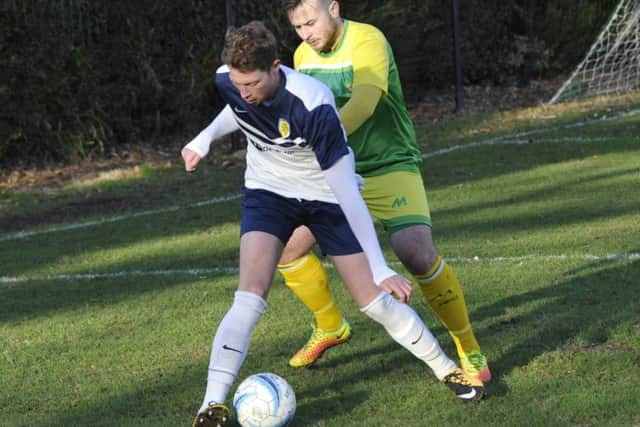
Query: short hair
221,21,278,72
282,0,304,12
282,0,332,13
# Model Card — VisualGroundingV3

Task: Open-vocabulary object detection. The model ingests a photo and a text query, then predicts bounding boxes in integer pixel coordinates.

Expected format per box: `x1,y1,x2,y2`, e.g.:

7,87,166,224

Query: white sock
361,292,456,380
201,290,267,411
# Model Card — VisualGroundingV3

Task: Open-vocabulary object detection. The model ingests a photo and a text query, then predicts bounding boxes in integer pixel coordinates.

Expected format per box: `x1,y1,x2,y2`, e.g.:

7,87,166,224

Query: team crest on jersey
278,118,291,138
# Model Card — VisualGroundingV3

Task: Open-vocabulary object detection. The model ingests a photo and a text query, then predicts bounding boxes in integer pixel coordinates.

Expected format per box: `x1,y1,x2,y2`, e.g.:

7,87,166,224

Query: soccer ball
233,372,296,427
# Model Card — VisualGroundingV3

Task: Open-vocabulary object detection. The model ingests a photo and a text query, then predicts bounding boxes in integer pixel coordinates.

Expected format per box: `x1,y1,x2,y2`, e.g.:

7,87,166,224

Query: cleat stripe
458,389,477,399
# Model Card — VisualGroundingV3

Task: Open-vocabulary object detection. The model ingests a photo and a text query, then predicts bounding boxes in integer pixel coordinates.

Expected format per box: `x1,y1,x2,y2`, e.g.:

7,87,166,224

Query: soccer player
279,0,491,383
185,21,484,427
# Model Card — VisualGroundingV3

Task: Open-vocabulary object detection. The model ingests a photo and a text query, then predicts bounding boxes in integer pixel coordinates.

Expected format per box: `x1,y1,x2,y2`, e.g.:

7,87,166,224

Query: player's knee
279,227,316,264
238,281,273,299
398,249,438,274
279,246,307,265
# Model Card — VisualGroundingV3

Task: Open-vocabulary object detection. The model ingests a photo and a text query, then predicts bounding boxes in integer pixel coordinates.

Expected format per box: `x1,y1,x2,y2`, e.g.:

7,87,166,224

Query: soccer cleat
192,403,230,427
460,350,492,383
442,368,485,401
289,320,352,368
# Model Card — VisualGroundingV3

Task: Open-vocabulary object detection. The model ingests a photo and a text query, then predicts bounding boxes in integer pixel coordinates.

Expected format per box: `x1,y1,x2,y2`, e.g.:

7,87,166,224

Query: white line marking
2,253,637,283
0,194,241,242
0,267,239,284
423,108,640,159
421,136,631,159
2,108,639,243
448,253,640,262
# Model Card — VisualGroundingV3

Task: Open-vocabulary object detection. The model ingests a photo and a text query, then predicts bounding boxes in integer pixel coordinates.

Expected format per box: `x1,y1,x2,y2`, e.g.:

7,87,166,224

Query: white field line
0,194,241,243
2,108,639,243
422,136,624,159
1,253,638,283
423,107,640,159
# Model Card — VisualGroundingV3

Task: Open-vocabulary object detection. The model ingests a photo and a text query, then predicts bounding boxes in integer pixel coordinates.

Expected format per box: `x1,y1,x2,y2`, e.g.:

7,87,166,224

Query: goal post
549,0,640,104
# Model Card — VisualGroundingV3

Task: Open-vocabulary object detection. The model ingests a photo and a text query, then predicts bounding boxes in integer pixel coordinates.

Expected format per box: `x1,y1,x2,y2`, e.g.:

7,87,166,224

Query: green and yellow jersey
293,19,421,177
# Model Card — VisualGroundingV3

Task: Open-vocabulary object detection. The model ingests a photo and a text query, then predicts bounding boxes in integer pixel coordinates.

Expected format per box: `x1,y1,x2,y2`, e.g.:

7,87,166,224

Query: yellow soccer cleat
442,368,485,401
460,350,492,383
289,320,352,368
192,403,230,427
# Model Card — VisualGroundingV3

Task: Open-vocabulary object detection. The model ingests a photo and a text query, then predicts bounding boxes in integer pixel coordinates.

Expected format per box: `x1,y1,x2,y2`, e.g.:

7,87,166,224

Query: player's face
229,60,281,105
288,0,342,53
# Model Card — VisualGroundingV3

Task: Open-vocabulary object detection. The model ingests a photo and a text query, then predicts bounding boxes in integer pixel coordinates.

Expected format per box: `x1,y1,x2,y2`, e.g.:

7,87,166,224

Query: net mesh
550,0,640,103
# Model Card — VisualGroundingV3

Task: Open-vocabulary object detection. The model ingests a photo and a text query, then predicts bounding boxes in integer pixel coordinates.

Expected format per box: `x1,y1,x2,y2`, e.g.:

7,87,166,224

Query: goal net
550,0,640,103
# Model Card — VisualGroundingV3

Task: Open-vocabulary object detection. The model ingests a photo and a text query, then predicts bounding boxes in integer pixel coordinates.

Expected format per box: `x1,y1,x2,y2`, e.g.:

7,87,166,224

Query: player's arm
181,104,239,171
339,29,389,135
339,84,383,135
293,39,383,135
322,150,412,302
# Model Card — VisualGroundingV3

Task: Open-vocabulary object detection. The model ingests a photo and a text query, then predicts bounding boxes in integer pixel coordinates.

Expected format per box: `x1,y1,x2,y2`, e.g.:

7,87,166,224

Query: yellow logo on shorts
278,118,291,138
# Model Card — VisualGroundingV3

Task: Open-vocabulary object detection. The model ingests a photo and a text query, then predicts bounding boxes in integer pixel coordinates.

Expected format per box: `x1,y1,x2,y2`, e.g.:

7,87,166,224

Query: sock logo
222,344,242,354
411,328,424,345
432,289,458,307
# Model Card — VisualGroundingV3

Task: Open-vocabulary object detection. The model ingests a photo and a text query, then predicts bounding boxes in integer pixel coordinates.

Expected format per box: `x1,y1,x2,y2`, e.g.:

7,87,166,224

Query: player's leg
391,226,490,382
278,226,350,368
194,231,282,427
331,253,454,378
330,253,484,400
195,188,296,426
309,201,483,400
363,171,490,382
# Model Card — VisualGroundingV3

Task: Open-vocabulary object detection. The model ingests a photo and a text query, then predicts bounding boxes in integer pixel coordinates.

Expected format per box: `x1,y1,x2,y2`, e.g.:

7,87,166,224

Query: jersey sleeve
322,151,396,284
293,44,304,70
306,105,349,170
352,29,389,94
183,105,239,157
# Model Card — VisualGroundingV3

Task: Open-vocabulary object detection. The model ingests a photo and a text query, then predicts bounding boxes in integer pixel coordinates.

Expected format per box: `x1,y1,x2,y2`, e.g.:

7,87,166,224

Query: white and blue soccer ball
233,372,296,427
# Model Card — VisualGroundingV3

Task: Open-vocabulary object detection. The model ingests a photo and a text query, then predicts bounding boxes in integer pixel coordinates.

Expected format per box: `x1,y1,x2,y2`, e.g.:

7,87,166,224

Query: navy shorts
240,187,363,256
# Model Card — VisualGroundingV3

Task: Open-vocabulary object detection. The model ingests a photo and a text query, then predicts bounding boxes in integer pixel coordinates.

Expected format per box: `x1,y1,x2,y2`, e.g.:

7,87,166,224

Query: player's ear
270,59,281,78
328,0,340,19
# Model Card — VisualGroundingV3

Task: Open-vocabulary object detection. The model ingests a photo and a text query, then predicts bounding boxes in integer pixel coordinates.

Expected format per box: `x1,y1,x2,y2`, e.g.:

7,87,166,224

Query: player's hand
379,274,413,303
181,147,201,172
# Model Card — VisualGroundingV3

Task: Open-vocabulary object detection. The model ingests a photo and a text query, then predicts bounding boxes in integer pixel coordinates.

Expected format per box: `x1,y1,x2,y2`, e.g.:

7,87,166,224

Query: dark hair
282,0,332,13
282,0,303,12
221,21,278,71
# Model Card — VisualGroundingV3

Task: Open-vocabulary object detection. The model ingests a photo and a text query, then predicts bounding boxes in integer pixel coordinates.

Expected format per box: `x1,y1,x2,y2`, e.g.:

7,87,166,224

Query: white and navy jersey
215,65,349,203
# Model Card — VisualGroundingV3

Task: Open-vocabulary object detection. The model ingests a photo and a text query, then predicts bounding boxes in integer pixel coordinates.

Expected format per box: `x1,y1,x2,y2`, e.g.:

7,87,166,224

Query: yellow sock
416,257,480,357
278,252,343,331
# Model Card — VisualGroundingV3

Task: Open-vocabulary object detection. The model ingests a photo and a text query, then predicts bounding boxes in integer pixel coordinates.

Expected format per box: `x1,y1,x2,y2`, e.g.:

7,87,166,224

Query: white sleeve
183,105,239,157
322,151,397,285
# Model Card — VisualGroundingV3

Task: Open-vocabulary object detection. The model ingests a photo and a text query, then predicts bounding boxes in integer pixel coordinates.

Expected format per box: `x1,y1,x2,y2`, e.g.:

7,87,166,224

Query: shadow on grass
473,255,640,397
430,163,640,243
13,253,639,426
1,127,638,323
0,201,243,275
13,316,381,427
0,273,238,323
422,116,640,190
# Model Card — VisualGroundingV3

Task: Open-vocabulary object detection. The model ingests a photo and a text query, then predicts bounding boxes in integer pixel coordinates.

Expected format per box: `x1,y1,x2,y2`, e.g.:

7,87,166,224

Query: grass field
1,94,639,427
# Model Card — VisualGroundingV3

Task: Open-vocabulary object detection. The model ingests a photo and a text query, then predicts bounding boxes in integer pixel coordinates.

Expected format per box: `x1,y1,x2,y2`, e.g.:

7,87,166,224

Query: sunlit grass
1,96,639,426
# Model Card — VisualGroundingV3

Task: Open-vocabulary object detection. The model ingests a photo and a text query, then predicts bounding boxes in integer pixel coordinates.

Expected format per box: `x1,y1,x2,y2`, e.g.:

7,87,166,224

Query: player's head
283,0,343,53
221,21,281,105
